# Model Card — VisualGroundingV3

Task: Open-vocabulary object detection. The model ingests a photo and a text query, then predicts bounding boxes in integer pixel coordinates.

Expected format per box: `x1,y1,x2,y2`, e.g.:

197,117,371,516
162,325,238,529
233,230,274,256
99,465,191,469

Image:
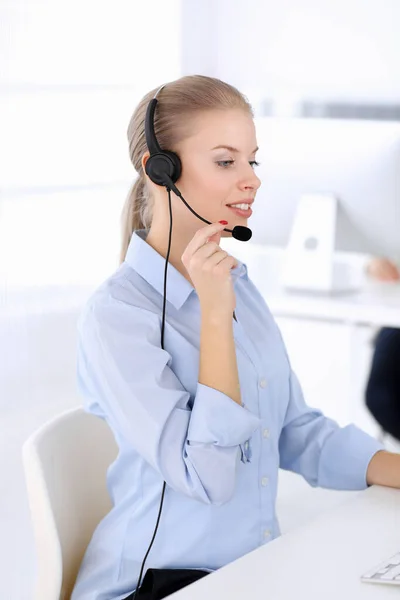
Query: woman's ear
141,151,163,199
141,151,150,174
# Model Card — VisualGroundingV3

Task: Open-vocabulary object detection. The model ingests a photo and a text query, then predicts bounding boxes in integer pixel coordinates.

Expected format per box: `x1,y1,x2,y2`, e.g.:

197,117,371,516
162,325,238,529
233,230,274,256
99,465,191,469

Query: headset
132,85,252,598
144,86,252,243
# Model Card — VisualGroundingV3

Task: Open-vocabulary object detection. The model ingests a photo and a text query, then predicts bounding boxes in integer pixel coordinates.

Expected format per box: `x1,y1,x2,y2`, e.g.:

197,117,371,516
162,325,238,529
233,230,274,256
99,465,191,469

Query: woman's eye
216,160,234,168
216,159,260,169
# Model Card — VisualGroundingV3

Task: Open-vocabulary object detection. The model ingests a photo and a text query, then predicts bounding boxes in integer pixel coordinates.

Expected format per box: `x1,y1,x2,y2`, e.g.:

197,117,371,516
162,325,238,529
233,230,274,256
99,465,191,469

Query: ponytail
119,176,153,263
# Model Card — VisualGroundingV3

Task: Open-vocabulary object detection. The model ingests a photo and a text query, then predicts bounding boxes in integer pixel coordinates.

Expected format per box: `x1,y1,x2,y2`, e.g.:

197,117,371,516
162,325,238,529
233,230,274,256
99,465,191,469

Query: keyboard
361,552,400,586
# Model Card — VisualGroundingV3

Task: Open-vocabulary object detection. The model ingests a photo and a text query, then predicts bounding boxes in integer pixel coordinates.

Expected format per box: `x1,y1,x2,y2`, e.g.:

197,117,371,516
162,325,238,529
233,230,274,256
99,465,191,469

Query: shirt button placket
264,529,271,541
258,374,270,544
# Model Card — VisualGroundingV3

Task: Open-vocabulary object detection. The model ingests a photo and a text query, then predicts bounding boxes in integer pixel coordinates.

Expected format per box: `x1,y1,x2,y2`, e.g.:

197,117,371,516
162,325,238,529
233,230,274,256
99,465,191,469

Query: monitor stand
281,193,360,295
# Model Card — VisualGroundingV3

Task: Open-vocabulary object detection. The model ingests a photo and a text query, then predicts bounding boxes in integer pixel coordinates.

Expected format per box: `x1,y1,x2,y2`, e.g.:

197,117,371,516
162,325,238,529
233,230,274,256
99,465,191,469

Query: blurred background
1,1,400,597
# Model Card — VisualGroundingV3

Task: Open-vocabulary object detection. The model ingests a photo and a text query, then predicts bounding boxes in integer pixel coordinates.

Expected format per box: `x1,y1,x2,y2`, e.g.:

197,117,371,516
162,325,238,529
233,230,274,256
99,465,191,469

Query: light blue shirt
72,229,384,600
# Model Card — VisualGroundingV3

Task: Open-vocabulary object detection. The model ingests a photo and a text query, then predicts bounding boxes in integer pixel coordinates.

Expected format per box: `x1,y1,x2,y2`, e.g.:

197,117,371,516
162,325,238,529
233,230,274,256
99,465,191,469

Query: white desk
170,486,400,600
261,281,400,329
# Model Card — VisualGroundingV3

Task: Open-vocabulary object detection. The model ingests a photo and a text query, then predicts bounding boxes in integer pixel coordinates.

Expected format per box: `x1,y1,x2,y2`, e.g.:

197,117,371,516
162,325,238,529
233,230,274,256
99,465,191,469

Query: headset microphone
162,174,252,242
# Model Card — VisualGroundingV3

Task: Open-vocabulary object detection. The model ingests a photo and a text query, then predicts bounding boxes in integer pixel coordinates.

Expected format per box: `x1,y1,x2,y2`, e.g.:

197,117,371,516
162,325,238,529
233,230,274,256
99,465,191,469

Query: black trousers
124,569,209,600
365,327,400,441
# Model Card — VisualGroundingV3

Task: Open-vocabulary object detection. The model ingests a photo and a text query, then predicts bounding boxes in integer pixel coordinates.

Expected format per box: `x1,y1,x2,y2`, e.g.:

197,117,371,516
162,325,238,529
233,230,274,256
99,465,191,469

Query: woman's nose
239,166,261,191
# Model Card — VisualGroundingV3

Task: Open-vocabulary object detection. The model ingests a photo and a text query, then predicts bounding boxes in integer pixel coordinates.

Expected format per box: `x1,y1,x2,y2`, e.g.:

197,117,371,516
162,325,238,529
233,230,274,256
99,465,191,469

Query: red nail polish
219,220,228,225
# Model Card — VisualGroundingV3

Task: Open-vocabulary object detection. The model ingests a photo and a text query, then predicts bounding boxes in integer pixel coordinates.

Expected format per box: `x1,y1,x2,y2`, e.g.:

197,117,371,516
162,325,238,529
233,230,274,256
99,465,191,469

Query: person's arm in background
366,257,400,282
276,257,400,490
362,257,400,486
365,327,400,440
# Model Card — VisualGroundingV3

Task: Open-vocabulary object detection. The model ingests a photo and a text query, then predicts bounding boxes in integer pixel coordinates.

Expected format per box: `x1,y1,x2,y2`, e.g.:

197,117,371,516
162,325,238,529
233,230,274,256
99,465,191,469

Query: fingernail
219,220,228,225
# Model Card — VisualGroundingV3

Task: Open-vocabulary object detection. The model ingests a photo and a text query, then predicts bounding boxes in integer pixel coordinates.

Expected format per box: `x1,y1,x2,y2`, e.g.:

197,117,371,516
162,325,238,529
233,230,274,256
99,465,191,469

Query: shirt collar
124,229,248,310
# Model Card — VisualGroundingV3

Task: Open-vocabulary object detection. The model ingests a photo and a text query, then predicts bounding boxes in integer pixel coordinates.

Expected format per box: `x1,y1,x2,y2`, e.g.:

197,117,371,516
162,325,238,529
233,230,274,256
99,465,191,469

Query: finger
194,241,222,261
207,229,223,246
183,222,227,258
213,255,238,273
208,220,229,246
189,242,221,269
202,249,229,269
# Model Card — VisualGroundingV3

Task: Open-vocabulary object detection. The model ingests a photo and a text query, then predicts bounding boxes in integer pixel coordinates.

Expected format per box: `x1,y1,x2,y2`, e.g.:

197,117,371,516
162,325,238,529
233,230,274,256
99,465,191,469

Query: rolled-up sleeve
278,368,385,490
188,383,260,446
77,298,260,505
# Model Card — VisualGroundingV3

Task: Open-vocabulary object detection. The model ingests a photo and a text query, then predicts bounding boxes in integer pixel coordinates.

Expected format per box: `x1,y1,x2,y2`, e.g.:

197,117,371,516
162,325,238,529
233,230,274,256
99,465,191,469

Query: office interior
1,1,400,598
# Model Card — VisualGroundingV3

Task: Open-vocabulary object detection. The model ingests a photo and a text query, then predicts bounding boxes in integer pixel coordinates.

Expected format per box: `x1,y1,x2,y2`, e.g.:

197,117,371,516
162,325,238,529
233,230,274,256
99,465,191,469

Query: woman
71,75,399,600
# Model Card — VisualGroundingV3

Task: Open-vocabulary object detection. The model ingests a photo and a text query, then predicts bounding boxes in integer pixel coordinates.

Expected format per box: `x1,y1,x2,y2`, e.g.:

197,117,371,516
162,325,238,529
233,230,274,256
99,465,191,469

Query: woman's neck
145,224,196,287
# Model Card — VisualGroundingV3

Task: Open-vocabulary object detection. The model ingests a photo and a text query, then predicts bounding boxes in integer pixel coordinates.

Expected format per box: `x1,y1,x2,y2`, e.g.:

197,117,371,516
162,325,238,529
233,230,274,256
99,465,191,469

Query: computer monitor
249,118,400,260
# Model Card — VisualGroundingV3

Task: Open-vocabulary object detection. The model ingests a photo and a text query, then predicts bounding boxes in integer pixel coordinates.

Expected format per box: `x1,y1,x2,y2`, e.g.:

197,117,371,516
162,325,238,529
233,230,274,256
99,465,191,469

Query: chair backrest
22,406,118,600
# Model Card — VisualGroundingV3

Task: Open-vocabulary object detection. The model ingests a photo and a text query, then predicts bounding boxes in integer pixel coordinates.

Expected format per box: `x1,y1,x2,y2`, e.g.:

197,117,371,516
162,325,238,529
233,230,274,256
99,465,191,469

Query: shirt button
263,428,270,439
244,441,249,450
261,476,269,487
259,378,267,389
264,529,271,539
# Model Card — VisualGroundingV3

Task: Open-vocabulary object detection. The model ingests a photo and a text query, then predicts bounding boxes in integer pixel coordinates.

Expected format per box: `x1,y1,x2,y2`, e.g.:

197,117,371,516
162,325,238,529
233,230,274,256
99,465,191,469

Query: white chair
22,406,118,600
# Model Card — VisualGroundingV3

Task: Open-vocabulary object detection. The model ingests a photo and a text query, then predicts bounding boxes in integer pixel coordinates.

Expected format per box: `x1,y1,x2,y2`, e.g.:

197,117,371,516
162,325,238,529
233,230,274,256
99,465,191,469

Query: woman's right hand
181,222,238,318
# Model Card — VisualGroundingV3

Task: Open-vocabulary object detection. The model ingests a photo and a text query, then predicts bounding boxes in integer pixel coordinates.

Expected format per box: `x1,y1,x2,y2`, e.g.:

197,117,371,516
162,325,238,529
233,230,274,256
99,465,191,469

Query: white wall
182,0,400,104
1,0,182,287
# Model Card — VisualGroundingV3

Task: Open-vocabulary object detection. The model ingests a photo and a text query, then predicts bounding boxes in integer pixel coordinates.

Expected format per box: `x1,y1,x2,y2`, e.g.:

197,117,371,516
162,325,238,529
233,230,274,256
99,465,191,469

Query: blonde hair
120,74,253,263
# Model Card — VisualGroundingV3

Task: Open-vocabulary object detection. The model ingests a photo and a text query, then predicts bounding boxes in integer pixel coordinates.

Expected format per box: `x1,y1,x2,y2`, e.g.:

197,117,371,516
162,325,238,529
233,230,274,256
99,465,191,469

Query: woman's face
173,109,261,236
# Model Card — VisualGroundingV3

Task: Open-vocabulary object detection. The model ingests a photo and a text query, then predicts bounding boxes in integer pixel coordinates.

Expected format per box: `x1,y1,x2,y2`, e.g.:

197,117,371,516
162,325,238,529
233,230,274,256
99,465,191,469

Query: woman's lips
227,205,253,218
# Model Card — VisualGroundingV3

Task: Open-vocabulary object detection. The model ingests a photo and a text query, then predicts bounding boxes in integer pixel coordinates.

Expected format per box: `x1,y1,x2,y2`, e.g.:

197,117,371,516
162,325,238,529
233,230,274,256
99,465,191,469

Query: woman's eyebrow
211,145,259,153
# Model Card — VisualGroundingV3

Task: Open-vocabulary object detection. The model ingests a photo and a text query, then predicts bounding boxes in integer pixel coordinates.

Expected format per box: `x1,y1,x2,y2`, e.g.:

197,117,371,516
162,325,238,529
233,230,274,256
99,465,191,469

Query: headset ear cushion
163,151,182,182
145,151,182,186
